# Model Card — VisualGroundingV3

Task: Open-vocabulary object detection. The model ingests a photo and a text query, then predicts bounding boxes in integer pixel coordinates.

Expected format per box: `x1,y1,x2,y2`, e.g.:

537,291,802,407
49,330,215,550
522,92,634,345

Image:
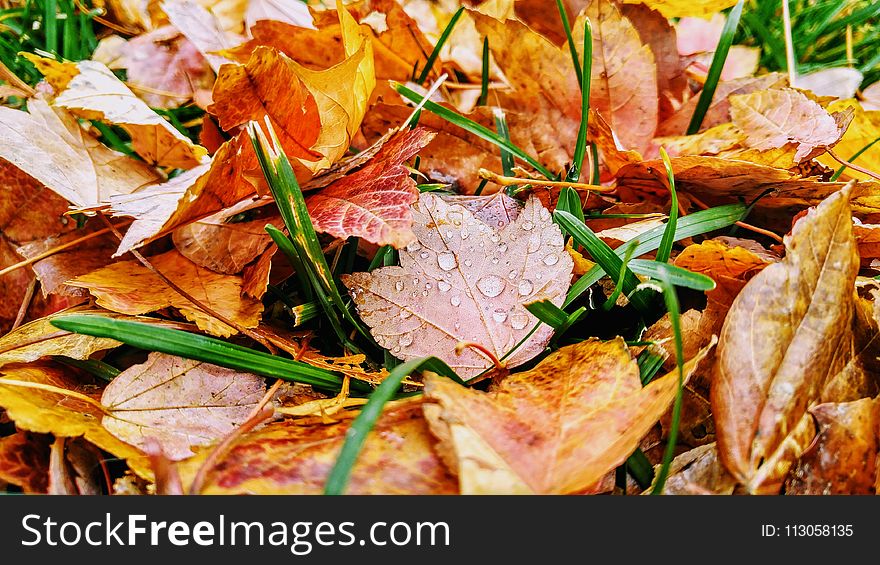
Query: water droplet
450,295,461,307
420,251,430,259
464,259,473,267
460,229,469,240
446,230,454,239
510,312,529,330
497,220,504,227
438,281,451,292
498,243,508,253
422,290,429,296
454,322,461,331
508,270,518,280
395,281,405,291
399,334,413,347
518,280,533,296
476,275,505,298
536,272,543,280
425,282,432,289
491,258,499,264
490,234,501,243
543,253,559,266
392,346,402,353
522,220,534,231
528,233,541,252
438,252,457,271
406,241,422,253
492,309,508,323
400,310,413,319
448,211,463,225
540,208,551,221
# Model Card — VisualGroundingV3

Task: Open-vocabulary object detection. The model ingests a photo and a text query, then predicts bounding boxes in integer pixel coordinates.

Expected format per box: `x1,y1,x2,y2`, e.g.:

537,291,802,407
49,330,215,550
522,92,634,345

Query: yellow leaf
817,99,880,182
622,0,739,19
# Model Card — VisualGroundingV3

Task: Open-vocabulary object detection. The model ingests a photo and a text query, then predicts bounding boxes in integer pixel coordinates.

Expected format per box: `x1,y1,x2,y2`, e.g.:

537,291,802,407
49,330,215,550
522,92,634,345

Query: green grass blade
637,348,665,386
416,6,464,85
556,0,582,90
650,273,685,496
654,147,678,263
524,299,569,329
603,240,637,310
628,260,715,291
394,82,556,179
43,0,57,54
686,0,745,135
478,37,489,106
324,356,461,495
590,143,600,185
50,315,355,391
564,204,745,307
555,186,585,223
54,356,120,382
493,108,515,179
567,18,592,184
625,448,654,489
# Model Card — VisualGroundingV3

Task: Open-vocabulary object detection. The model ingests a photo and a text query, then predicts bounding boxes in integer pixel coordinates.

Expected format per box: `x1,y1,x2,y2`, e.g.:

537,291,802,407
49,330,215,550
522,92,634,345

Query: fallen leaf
794,68,864,101
306,127,435,247
48,437,102,494
26,56,207,169
816,99,880,182
342,192,573,380
423,337,714,494
0,431,50,493
245,0,313,30
729,88,853,163
649,443,737,495
0,363,150,478
162,0,240,71
712,185,860,493
67,250,264,337
178,399,457,494
622,0,738,19
785,398,879,495
101,352,266,460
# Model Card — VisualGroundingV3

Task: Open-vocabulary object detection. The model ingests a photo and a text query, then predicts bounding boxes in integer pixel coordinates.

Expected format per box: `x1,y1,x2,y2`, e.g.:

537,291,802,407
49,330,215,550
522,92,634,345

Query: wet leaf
101,352,266,460
712,186,860,494
423,337,714,494
342,192,573,380
67,250,264,337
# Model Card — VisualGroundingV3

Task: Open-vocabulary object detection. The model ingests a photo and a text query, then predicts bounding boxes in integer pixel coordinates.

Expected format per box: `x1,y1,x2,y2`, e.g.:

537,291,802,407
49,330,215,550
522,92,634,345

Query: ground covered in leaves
2,0,880,495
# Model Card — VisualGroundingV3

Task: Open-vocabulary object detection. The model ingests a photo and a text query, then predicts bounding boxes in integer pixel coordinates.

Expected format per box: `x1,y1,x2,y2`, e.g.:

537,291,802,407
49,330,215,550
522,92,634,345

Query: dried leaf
622,0,738,19
816,100,880,182
423,337,714,494
0,431,50,493
785,398,879,495
162,0,240,71
26,56,207,169
306,127,434,247
794,68,864,101
101,352,266,460
712,186,859,493
729,88,853,163
178,399,457,494
67,250,264,337
651,443,737,495
343,193,573,380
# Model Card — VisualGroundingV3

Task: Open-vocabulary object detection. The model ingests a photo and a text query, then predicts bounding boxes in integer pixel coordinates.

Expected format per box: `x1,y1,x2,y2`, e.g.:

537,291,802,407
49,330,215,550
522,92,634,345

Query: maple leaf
306,127,435,247
712,185,863,493
0,98,158,209
785,398,879,495
177,399,457,494
0,363,150,478
67,250,264,337
423,337,714,494
101,352,266,460
342,192,573,380
25,55,208,169
0,431,50,493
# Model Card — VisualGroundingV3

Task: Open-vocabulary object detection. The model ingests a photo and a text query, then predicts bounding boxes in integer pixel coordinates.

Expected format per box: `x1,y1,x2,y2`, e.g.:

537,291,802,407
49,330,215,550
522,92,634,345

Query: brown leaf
729,88,853,163
101,352,266,460
0,431,50,493
423,337,714,494
178,399,457,494
67,250,264,337
161,0,240,72
342,192,573,380
650,443,737,495
785,398,879,495
306,127,434,247
712,186,860,493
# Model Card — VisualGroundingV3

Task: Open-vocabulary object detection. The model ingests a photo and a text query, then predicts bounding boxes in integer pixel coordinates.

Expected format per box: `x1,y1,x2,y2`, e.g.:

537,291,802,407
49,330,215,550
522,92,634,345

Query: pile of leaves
1,0,880,495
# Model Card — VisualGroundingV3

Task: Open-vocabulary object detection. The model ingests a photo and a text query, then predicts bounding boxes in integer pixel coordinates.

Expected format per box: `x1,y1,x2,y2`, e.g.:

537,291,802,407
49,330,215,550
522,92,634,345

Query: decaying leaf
0,431,50,493
67,250,264,337
785,398,879,495
101,352,266,460
178,399,457,494
423,337,714,494
343,192,573,380
649,443,737,495
712,185,860,494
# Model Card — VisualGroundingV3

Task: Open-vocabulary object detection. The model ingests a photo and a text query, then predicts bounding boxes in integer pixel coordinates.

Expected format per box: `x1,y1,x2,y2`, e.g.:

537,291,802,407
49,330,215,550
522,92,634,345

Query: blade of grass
524,299,569,329
324,356,462,495
415,6,464,85
567,18,592,184
650,272,684,495
625,448,654,489
54,356,120,382
655,147,678,263
555,186,585,223
50,315,358,391
395,82,556,179
603,240,638,310
478,37,489,106
556,0,582,90
493,108,515,180
686,0,745,135
830,135,880,181
628,260,715,291
43,0,57,55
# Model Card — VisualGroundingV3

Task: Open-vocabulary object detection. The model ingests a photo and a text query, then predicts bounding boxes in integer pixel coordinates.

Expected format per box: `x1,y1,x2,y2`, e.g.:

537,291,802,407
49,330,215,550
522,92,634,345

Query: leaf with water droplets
342,192,573,380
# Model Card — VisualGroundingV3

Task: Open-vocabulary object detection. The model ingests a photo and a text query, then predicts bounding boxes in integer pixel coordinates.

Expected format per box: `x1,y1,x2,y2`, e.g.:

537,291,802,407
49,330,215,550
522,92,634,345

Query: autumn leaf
67,250,264,337
622,0,739,19
0,431,50,493
650,443,737,495
816,100,880,182
785,398,879,495
0,363,150,478
342,192,573,380
161,0,240,72
306,127,435,247
712,185,860,494
423,337,714,494
25,56,208,169
178,399,457,494
101,352,266,460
